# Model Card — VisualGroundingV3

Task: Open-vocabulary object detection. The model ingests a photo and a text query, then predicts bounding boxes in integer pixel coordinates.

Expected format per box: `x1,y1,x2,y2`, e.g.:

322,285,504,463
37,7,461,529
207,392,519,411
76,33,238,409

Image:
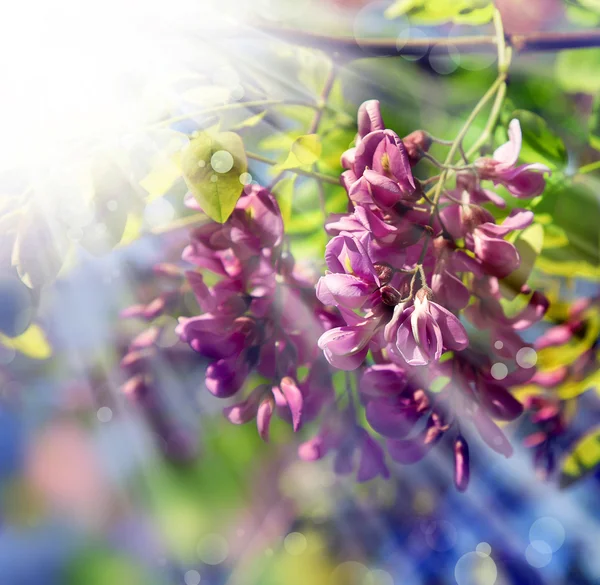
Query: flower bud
153,263,183,280
460,204,489,232
415,287,432,303
403,130,432,165
474,157,499,180
454,435,470,492
374,262,394,285
380,285,402,306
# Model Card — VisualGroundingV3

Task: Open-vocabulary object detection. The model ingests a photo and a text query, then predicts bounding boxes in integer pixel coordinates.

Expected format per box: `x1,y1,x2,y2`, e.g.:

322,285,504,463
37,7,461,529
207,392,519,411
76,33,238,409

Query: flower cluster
119,255,198,462
521,296,600,479
309,100,551,489
176,185,338,441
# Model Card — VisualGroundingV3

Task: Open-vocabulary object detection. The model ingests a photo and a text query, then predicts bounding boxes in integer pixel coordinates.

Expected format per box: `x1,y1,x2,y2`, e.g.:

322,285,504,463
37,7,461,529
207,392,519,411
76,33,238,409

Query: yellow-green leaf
232,111,267,130
139,152,182,201
385,0,493,24
292,134,322,165
272,176,296,228
555,48,600,94
501,223,544,300
558,368,600,400
181,131,247,224
560,426,600,488
0,324,51,359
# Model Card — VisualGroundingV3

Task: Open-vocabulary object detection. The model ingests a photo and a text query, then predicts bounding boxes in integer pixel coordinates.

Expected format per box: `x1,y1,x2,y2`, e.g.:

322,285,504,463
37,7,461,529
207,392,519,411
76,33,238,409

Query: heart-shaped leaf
181,132,247,223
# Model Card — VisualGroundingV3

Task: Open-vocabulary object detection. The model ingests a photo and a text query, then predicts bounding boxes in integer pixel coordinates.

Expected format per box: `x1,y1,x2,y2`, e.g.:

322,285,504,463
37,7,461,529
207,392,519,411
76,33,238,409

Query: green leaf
0,324,51,359
181,131,247,223
566,3,600,26
292,134,322,164
560,426,600,488
12,207,70,289
80,156,141,255
232,110,267,130
501,223,544,299
511,110,568,170
533,176,600,278
589,95,600,150
277,135,322,170
385,0,493,24
65,548,151,585
272,176,296,228
139,152,182,201
555,48,600,94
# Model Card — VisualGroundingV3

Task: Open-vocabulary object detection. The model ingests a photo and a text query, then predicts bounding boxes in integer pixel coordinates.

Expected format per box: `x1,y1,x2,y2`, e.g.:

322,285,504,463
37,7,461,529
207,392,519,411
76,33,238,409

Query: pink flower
385,288,468,366
476,119,551,198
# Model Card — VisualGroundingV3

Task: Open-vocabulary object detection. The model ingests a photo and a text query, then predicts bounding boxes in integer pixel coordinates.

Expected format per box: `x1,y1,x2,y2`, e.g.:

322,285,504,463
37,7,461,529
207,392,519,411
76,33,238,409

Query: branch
246,152,340,185
254,26,600,59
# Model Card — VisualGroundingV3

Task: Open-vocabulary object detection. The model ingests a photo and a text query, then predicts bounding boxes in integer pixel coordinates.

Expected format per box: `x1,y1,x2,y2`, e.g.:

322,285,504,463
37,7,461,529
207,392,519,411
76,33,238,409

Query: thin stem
493,8,507,72
151,212,206,235
246,151,339,185
416,73,507,267
578,160,600,174
310,62,338,218
466,80,507,158
150,99,319,129
420,151,473,171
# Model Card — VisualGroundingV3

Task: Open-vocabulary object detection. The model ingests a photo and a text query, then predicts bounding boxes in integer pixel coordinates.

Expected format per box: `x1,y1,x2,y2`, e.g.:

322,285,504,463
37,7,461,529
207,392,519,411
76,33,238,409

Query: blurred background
1,0,600,583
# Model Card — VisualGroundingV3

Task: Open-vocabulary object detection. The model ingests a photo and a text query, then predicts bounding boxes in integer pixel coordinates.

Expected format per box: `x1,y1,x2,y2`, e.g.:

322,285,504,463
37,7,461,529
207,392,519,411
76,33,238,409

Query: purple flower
384,288,468,366
317,311,382,371
476,119,551,198
442,206,534,278
453,435,470,492
317,233,380,310
298,416,389,482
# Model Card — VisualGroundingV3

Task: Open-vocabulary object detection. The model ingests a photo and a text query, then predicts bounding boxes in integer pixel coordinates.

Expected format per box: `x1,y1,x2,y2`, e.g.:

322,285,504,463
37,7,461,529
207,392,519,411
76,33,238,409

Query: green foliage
11,207,70,290
385,0,494,24
232,110,267,130
272,176,296,227
532,175,600,278
555,49,600,94
502,223,544,299
277,134,322,170
65,547,154,585
181,131,247,223
560,426,600,488
589,95,600,151
0,324,52,360
80,157,142,255
141,420,279,560
510,110,568,170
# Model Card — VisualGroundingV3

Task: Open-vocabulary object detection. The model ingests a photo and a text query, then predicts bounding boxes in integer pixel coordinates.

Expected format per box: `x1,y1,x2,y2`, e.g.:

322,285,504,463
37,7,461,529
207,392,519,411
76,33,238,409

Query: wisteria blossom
125,99,554,493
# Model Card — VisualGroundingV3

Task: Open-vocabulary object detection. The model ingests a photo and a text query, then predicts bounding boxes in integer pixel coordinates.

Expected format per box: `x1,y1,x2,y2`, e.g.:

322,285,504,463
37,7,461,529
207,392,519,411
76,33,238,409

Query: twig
253,26,600,59
151,99,319,129
246,151,339,185
310,62,338,219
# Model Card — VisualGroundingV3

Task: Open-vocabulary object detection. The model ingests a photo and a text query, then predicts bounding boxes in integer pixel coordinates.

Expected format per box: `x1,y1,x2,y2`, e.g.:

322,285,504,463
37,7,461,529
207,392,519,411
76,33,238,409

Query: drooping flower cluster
161,99,556,490
520,296,600,480
308,100,551,489
176,185,338,442
120,257,199,462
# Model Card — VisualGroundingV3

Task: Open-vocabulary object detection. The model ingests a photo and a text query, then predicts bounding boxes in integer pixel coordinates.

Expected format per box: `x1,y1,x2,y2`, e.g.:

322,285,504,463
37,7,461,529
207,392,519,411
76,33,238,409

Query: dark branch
253,26,600,59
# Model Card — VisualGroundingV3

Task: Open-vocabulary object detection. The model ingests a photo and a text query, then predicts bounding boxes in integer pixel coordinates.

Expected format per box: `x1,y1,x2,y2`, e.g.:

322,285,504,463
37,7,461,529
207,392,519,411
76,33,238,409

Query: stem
253,26,600,59
421,151,473,171
579,160,600,174
150,99,319,129
310,62,338,218
150,212,206,234
466,80,507,158
415,73,506,267
246,151,339,185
